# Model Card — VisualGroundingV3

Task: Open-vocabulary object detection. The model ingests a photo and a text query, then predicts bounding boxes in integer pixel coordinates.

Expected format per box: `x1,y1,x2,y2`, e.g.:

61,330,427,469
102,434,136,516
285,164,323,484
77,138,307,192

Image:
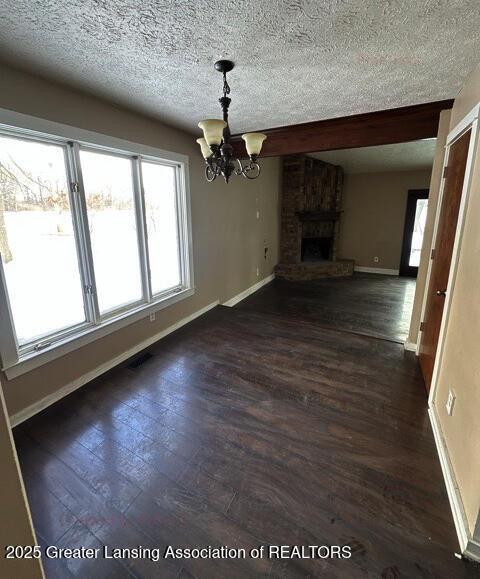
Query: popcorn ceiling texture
310,140,437,173
0,0,479,134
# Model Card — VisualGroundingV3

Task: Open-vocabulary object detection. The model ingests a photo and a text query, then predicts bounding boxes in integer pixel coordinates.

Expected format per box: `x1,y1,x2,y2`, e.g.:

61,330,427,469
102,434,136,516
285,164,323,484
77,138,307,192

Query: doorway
418,128,472,391
297,140,435,343
399,189,429,277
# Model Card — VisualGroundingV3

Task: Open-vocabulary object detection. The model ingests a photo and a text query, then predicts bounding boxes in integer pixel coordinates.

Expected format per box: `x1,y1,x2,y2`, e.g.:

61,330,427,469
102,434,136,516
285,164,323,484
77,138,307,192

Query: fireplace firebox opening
301,237,333,262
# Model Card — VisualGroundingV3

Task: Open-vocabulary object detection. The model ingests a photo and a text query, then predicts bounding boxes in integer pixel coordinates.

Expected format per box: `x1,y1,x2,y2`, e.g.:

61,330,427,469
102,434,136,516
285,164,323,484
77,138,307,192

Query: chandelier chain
222,72,231,98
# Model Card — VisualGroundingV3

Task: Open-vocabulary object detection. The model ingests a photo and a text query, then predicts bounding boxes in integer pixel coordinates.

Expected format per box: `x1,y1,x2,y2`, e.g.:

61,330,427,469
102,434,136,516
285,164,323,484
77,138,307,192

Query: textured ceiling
0,1,479,134
310,139,436,173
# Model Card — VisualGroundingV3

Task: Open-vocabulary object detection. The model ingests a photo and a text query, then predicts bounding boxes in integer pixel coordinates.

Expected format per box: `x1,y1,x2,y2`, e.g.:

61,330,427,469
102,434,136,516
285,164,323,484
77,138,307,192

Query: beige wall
0,383,43,578
408,110,452,345
432,64,480,534
0,63,281,417
338,169,432,270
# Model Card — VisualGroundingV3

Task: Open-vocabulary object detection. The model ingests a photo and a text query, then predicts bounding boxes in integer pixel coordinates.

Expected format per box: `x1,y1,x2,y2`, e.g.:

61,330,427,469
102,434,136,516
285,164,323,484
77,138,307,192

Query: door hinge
443,166,449,179
420,321,425,331
431,248,435,260
84,284,94,295
70,181,80,193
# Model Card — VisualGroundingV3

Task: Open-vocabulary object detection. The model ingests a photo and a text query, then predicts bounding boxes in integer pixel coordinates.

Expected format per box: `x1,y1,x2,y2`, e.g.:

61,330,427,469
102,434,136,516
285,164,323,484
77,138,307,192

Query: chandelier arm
237,159,261,180
205,164,217,182
244,161,261,179
205,157,223,182
234,158,245,176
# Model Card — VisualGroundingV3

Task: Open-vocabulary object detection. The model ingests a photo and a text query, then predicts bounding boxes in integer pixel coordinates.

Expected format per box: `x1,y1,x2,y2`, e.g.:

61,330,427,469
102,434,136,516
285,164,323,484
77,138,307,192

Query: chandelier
197,60,266,183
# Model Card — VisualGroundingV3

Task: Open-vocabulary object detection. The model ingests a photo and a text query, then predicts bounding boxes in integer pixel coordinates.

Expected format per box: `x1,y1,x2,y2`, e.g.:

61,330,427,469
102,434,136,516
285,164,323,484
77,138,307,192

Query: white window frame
0,108,194,379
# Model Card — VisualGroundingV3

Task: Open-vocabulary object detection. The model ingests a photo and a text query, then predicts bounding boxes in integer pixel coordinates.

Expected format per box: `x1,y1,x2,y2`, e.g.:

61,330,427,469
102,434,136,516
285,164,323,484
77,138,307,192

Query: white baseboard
354,266,399,276
10,300,219,428
404,341,417,352
428,406,476,559
222,274,275,307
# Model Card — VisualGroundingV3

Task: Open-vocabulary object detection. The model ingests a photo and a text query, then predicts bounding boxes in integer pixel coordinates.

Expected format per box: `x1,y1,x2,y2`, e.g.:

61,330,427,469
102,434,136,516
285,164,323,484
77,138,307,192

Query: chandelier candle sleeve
198,119,227,146
242,133,267,157
196,138,212,159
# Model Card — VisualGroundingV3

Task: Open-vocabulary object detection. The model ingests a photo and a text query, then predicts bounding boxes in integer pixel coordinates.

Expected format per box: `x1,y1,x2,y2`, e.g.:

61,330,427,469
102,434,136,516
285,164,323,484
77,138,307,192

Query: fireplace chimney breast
275,155,354,280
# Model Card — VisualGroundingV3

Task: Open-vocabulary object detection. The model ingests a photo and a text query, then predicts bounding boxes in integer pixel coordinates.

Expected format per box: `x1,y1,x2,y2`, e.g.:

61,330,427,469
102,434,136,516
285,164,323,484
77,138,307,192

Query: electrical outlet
446,389,456,416
256,267,260,277
256,210,260,219
149,312,155,322
374,256,379,263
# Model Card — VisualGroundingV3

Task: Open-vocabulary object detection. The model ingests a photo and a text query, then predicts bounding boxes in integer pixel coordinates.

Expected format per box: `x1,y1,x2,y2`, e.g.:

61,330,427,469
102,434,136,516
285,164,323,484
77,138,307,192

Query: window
80,149,143,314
408,198,428,267
0,122,192,374
142,161,181,295
0,136,86,345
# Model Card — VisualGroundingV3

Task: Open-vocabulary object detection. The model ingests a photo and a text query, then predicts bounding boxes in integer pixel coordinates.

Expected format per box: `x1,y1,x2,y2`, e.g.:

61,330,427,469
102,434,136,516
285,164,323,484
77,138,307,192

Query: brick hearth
275,260,354,280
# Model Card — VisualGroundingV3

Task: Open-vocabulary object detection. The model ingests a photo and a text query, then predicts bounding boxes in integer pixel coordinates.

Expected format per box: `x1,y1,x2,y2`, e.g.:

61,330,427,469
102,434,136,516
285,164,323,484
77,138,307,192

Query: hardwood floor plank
177,463,236,513
54,521,131,578
22,426,142,514
125,490,271,578
21,472,77,544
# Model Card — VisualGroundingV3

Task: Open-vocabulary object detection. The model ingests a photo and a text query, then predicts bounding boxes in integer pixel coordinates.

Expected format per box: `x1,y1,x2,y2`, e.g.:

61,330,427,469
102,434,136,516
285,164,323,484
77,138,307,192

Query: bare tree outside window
0,136,85,344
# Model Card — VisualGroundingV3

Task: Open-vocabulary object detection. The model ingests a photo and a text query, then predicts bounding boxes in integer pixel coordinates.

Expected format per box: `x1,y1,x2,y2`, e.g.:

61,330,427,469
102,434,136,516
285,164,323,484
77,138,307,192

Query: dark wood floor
14,275,478,578
238,273,417,344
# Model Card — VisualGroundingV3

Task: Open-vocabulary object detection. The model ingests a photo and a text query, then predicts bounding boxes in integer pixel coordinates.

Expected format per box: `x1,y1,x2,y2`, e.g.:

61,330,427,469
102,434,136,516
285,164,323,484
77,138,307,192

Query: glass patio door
399,189,429,277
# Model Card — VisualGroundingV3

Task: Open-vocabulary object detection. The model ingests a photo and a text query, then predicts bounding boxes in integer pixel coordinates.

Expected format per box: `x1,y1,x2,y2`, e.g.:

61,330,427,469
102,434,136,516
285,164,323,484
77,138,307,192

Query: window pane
409,198,428,267
0,135,85,345
142,162,181,294
80,150,142,314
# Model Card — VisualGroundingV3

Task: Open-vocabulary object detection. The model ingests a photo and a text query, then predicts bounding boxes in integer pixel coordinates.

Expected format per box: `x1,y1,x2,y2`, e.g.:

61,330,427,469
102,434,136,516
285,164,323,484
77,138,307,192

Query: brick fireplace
275,155,354,280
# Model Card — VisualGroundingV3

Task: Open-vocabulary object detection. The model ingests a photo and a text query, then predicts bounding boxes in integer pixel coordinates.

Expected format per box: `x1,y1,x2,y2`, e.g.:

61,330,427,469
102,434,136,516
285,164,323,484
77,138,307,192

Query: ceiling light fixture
197,60,266,183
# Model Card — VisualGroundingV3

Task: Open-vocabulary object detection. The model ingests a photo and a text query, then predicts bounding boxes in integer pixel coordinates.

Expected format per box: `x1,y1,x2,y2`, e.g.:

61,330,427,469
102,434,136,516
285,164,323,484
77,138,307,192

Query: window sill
3,286,195,380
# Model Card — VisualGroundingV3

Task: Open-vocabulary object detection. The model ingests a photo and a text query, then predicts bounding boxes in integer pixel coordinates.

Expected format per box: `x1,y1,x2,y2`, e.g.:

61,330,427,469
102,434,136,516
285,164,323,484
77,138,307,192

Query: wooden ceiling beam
231,99,454,158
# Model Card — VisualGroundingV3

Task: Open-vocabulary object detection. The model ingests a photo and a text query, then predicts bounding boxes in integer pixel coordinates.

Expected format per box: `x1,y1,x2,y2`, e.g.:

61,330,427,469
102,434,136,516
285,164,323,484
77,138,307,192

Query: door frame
399,189,429,277
415,103,480,405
